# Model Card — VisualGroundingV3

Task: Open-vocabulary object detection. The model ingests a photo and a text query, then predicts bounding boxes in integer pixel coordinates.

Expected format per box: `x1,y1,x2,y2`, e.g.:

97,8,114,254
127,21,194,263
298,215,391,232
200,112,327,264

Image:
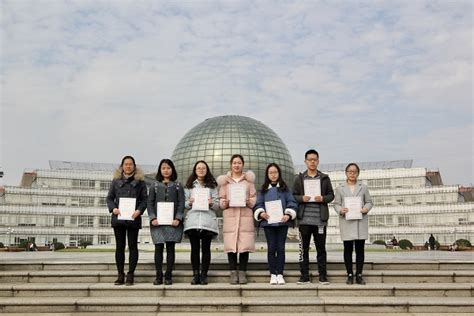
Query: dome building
171,115,295,189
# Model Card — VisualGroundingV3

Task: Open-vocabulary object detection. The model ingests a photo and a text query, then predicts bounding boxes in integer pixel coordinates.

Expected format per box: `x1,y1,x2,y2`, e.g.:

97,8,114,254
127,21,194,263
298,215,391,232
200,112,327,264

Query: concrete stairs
0,261,473,314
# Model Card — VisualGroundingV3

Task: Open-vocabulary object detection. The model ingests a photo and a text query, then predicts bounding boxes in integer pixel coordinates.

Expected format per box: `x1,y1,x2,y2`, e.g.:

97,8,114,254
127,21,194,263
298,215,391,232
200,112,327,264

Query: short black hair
305,149,319,159
121,155,136,167
155,159,178,181
230,154,244,165
345,163,360,173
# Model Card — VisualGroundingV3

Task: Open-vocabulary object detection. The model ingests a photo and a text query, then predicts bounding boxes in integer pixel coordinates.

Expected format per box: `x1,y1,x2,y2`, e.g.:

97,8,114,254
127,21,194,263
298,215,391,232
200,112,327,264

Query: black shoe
191,270,201,285
125,272,134,286
296,275,310,284
200,271,208,285
114,273,125,285
164,271,173,285
319,275,330,285
346,274,354,285
153,271,163,285
356,274,366,285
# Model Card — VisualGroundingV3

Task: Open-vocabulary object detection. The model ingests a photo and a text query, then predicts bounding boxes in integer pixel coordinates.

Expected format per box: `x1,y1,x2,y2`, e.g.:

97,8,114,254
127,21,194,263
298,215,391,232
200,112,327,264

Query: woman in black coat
106,155,147,286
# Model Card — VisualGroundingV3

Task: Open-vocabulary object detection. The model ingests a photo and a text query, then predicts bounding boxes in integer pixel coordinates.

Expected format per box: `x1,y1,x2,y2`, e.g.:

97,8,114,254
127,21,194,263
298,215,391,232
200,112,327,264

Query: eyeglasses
346,170,359,174
305,159,318,162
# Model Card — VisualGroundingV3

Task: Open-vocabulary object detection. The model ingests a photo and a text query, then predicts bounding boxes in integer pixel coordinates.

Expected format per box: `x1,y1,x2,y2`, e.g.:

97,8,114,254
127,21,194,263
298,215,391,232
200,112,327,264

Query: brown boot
230,270,238,285
238,271,247,284
114,273,125,285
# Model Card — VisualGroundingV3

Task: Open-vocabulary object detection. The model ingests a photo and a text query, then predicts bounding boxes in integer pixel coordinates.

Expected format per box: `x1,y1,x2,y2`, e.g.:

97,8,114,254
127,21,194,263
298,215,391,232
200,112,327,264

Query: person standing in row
293,149,334,285
147,159,184,285
333,163,373,285
254,163,297,285
106,155,148,286
184,160,220,285
217,154,256,284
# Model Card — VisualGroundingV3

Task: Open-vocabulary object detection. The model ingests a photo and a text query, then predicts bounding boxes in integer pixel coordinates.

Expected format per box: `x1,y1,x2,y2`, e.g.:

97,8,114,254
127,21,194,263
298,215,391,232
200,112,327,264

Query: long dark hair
261,163,288,193
185,160,217,189
155,159,178,182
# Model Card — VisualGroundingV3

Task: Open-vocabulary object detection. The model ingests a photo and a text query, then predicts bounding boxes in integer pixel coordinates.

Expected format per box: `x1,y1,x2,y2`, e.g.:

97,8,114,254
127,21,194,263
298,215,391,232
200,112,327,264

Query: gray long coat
333,182,373,241
184,180,220,235
147,181,184,244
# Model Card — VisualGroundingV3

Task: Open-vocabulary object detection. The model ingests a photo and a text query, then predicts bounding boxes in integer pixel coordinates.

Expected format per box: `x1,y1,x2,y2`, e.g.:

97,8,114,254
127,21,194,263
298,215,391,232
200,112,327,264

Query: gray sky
1,0,473,186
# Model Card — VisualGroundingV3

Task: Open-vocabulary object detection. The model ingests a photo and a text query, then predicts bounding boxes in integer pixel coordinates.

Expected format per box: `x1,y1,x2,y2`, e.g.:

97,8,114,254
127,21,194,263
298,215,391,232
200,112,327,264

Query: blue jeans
264,226,288,275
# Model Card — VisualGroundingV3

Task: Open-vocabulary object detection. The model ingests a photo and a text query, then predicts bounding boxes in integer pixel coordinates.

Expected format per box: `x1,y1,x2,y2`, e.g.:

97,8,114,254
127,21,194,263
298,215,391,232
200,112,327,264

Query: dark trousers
228,252,249,271
113,226,139,274
343,240,365,275
264,226,288,275
298,225,327,276
189,235,213,272
154,242,176,274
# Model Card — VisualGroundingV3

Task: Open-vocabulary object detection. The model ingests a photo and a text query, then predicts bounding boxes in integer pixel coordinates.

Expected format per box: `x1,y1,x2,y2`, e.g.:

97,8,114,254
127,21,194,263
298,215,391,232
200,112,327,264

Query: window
98,235,110,245
99,216,110,227
53,216,65,227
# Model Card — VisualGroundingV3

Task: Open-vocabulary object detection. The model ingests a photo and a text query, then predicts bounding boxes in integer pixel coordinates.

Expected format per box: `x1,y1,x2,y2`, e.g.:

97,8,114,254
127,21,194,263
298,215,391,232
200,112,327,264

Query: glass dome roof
171,115,295,188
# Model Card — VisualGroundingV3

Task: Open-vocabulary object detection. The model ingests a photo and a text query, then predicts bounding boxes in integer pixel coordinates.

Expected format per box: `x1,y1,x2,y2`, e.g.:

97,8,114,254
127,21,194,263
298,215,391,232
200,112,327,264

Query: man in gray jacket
293,149,334,285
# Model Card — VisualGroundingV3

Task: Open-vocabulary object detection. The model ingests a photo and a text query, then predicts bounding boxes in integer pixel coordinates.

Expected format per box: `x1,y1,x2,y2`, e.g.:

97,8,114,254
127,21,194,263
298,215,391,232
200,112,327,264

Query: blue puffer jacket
253,185,298,227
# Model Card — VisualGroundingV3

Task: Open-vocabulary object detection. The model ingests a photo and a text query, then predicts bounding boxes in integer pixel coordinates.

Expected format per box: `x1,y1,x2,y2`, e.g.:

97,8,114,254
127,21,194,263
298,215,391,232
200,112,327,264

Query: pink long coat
217,171,257,253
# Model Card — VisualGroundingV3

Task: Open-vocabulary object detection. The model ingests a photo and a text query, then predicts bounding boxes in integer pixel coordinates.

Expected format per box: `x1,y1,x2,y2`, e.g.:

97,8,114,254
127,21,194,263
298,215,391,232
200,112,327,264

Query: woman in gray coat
333,163,373,285
184,160,219,285
147,159,184,285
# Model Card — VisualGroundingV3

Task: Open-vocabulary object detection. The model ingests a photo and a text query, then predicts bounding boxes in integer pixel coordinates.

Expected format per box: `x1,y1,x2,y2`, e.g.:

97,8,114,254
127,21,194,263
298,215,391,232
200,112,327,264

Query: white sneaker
270,274,278,285
276,274,285,285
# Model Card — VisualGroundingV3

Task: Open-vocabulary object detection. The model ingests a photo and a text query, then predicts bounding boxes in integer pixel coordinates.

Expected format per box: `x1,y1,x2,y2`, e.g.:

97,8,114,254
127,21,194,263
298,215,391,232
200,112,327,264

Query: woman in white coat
333,163,373,285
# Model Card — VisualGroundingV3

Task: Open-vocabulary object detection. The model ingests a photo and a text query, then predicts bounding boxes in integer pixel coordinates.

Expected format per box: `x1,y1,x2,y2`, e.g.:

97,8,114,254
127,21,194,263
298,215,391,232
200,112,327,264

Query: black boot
356,274,366,285
191,270,200,285
153,271,163,285
164,271,173,285
114,273,125,285
125,272,134,286
346,274,354,285
200,271,208,285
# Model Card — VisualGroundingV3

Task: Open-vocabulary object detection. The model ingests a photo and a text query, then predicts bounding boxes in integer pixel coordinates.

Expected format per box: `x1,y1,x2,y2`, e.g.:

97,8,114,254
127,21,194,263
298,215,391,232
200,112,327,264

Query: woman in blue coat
147,159,184,285
254,163,297,285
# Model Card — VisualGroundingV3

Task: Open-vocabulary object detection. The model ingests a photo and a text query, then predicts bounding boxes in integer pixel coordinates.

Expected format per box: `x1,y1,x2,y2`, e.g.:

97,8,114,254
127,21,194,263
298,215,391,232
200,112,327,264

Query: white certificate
344,196,363,220
229,183,247,207
265,200,284,224
304,179,321,202
192,188,210,210
157,202,174,225
118,197,136,220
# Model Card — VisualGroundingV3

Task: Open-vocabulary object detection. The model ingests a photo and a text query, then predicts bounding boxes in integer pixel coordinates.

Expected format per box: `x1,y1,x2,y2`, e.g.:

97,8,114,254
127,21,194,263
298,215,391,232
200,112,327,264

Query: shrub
455,239,472,250
435,240,440,250
19,240,29,249
399,239,413,250
79,240,93,249
373,240,386,246
53,242,65,251
0,242,4,248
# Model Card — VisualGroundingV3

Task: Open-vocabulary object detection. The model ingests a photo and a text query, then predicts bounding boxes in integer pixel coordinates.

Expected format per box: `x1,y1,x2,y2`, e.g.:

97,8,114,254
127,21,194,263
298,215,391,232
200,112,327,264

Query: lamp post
6,227,15,247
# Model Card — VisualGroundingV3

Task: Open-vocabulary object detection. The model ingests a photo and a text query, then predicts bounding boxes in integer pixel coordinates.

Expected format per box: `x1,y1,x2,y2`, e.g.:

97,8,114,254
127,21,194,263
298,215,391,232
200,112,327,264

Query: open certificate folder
265,200,284,224
229,183,247,207
118,197,136,220
192,188,210,210
344,196,363,220
304,179,321,202
157,202,174,225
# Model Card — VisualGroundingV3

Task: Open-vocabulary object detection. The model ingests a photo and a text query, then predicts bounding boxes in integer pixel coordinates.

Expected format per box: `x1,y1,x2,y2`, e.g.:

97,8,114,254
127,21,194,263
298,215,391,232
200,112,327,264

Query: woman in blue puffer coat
254,163,297,285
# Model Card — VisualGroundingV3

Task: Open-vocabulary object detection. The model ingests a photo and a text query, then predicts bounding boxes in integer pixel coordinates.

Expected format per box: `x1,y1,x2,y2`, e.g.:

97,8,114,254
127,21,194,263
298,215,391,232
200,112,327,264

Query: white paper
192,188,210,210
118,197,136,220
265,200,284,224
229,183,247,207
157,202,174,225
344,196,363,220
304,179,321,202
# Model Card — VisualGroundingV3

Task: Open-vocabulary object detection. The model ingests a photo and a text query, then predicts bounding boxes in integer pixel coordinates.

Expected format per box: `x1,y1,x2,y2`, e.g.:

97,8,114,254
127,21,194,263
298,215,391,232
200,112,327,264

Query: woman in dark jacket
254,163,297,285
147,159,184,285
106,155,147,286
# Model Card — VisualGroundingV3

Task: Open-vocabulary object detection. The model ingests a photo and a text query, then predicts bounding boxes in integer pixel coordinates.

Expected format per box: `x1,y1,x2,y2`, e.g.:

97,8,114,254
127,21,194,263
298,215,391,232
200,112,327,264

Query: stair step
1,261,473,271
1,270,472,284
0,283,472,298
0,296,473,313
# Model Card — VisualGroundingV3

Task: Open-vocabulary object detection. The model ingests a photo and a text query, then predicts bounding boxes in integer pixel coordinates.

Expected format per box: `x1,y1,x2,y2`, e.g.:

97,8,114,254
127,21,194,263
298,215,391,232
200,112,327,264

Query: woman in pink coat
217,154,256,284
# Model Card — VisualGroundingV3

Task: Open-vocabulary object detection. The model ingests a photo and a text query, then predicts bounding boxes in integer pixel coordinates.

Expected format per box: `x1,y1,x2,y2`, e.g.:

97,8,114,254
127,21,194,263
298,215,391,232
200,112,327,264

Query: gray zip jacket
184,180,220,235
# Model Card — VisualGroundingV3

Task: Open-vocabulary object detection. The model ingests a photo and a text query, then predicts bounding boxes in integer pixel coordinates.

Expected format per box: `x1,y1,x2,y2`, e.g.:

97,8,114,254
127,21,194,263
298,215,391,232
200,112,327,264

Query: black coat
106,168,148,229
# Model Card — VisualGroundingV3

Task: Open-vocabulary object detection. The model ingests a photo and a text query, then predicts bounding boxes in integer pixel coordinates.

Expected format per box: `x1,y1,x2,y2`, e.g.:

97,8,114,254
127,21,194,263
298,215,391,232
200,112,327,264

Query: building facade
1,160,472,247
